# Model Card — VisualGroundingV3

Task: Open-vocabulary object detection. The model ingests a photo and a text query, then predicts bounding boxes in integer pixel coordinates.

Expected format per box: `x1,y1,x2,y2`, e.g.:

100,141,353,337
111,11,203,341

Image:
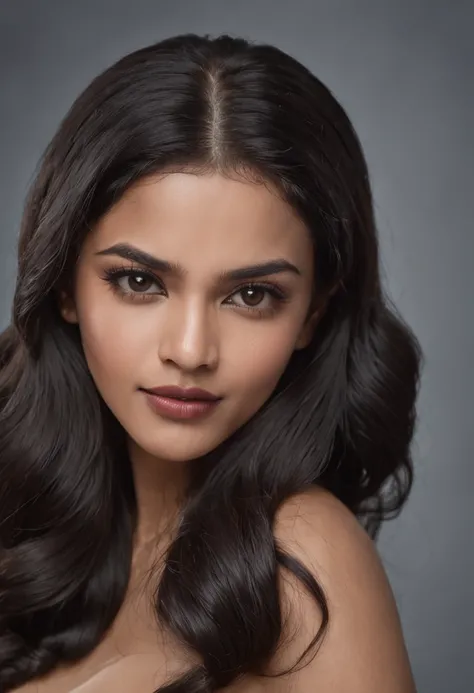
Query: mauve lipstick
140,385,221,421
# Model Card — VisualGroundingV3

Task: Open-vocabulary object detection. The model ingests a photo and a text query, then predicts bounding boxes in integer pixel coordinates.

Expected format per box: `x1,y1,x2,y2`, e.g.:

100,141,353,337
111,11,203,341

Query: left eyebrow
95,243,302,280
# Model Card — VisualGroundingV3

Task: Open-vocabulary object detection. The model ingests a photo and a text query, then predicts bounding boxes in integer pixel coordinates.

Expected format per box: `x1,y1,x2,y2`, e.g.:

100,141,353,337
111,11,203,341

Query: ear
57,289,79,324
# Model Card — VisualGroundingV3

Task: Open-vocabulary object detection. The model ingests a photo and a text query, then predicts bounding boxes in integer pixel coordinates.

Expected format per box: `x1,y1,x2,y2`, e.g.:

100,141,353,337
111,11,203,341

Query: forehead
86,172,313,271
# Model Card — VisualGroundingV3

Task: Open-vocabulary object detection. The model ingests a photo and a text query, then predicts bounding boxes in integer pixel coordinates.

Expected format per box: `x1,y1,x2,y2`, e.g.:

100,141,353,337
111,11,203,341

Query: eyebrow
95,243,302,280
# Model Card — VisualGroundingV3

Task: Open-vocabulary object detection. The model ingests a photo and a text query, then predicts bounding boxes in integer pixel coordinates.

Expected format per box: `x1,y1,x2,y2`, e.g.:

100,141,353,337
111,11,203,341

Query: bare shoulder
261,486,417,692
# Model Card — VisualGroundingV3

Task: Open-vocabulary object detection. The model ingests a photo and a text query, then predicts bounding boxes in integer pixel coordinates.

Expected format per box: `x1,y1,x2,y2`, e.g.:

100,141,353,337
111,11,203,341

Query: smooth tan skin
13,173,416,691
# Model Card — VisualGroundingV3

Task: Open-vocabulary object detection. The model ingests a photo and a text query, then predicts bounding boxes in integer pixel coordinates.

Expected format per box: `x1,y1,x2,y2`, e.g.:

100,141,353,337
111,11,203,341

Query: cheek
230,328,297,400
75,297,145,392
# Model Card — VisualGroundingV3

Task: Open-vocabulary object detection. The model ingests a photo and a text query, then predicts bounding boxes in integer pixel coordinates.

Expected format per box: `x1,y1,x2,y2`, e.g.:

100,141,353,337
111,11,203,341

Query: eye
224,283,287,315
101,266,165,301
117,273,157,293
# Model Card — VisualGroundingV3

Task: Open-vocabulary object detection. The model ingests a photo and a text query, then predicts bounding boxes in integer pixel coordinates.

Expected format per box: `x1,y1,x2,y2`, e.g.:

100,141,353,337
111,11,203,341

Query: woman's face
60,172,319,462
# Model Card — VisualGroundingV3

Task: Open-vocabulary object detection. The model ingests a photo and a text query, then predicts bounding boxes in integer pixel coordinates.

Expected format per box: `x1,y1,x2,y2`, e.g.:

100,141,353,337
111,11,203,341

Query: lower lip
142,392,220,420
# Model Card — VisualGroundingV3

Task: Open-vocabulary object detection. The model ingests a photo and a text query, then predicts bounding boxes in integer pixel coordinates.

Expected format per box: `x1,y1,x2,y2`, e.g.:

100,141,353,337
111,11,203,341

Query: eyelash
100,264,289,316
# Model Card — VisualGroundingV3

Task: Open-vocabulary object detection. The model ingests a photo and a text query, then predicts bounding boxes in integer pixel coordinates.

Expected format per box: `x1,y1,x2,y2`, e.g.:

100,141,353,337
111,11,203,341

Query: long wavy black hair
0,33,423,691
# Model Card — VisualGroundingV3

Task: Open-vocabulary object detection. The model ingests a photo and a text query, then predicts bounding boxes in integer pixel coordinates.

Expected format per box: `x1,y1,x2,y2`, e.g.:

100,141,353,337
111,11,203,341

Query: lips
141,385,220,401
141,385,221,421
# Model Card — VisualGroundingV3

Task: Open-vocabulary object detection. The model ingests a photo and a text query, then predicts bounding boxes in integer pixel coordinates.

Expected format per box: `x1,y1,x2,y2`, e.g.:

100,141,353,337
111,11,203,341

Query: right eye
101,266,166,302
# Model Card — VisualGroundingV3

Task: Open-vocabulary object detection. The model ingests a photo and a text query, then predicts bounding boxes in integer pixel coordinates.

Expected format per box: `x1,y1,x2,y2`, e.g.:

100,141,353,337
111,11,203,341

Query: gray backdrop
0,2,472,691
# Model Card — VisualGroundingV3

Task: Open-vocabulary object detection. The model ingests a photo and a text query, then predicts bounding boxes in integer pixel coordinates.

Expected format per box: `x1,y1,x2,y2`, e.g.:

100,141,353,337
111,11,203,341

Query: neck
127,437,189,553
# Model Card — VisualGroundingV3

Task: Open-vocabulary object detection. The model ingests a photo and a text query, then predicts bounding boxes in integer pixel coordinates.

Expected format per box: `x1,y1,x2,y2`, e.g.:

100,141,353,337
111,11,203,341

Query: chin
135,436,222,464
123,411,242,464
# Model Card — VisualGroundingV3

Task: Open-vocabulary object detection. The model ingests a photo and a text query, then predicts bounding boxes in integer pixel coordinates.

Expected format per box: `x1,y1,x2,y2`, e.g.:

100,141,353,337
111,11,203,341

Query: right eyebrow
96,243,182,274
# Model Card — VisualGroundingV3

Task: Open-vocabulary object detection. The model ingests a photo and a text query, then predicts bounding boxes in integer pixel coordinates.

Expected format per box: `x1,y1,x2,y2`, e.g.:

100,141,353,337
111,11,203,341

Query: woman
0,33,422,692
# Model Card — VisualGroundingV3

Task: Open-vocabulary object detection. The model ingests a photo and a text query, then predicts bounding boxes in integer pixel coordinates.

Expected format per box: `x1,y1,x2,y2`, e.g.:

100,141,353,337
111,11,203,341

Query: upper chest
11,542,282,693
13,547,197,692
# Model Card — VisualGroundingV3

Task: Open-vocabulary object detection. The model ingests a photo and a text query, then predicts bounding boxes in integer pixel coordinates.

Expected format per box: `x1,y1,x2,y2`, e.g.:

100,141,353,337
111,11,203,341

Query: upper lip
142,385,221,401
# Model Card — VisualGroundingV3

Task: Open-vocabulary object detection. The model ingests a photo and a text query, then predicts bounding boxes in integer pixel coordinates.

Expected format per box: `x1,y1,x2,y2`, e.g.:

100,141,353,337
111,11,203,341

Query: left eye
229,286,269,308
225,284,286,312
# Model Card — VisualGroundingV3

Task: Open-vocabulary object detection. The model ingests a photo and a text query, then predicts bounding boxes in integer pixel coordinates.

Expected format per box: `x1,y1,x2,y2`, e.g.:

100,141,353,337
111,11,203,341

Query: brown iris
128,274,153,292
241,287,265,306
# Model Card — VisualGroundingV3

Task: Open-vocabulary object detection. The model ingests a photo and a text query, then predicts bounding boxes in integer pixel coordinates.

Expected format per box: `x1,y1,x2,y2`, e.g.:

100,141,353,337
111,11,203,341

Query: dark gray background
0,2,472,691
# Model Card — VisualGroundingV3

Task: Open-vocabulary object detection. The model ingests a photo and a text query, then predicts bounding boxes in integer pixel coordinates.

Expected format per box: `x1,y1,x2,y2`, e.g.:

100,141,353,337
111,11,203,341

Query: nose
157,297,219,372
